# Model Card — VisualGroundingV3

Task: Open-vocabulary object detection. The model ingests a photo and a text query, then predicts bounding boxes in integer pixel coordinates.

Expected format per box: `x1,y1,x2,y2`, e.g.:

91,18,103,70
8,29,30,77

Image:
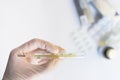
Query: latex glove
3,38,65,80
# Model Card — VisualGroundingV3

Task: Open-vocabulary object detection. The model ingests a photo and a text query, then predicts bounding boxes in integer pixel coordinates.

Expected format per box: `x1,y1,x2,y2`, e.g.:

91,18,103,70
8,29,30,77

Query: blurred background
0,0,120,80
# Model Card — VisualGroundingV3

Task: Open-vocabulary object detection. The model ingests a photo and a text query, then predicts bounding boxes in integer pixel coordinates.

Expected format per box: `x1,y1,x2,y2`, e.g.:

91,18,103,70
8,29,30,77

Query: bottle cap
104,47,118,59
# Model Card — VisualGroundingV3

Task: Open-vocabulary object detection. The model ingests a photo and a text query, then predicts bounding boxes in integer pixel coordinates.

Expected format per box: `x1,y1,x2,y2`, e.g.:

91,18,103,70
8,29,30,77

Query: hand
3,38,65,80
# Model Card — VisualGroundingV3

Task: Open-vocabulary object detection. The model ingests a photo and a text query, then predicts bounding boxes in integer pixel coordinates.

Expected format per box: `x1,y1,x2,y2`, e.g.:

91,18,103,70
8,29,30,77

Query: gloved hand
3,38,65,80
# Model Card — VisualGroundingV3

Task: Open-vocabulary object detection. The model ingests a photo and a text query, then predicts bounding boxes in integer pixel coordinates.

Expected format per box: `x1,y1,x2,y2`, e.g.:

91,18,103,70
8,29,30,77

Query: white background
0,0,120,80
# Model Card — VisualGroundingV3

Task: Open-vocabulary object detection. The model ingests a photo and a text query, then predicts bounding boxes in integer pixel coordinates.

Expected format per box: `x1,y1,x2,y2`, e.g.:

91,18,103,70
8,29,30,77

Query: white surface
0,0,120,80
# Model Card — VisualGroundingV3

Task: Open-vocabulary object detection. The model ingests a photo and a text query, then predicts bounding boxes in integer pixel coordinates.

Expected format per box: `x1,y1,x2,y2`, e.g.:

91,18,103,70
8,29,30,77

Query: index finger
13,38,63,55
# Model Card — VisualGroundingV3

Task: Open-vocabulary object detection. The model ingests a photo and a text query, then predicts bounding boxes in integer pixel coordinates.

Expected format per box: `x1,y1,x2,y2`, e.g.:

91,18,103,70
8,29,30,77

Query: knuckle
10,48,18,56
10,49,15,54
31,38,40,42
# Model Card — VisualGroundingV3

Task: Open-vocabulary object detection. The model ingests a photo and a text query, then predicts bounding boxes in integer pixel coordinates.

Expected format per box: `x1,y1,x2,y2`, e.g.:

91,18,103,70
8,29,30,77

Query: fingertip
55,46,66,54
